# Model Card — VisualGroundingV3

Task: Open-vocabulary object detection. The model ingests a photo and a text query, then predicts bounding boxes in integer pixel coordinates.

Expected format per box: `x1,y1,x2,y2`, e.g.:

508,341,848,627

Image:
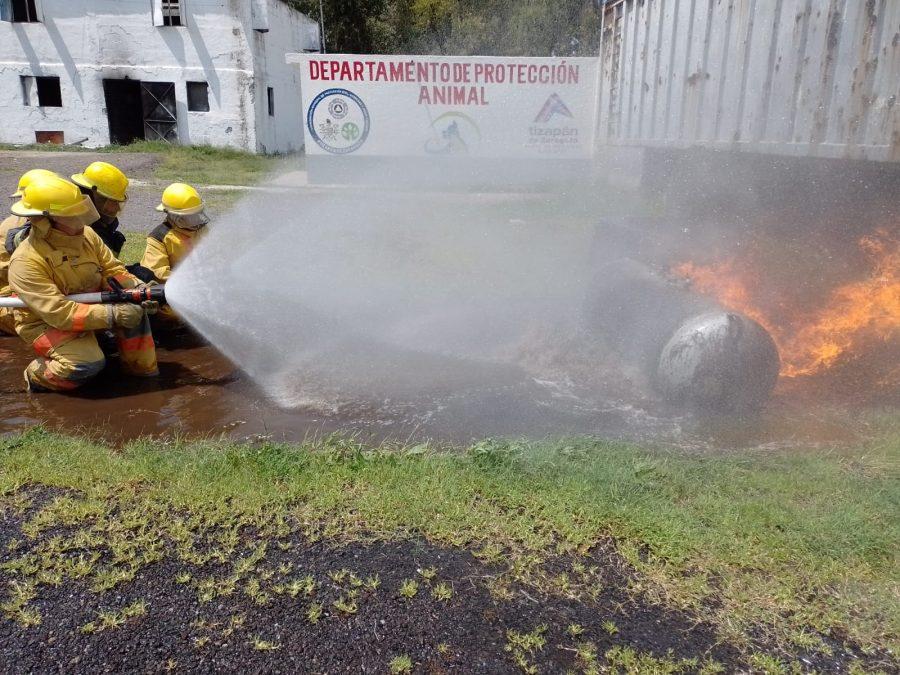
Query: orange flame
673,229,900,378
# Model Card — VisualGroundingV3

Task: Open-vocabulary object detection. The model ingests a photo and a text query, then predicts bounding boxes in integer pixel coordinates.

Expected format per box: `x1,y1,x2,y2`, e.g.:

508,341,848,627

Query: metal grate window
161,0,181,27
8,0,40,23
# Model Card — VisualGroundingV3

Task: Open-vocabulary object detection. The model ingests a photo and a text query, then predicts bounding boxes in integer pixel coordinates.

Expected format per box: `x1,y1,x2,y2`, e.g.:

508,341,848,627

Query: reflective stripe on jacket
9,222,139,344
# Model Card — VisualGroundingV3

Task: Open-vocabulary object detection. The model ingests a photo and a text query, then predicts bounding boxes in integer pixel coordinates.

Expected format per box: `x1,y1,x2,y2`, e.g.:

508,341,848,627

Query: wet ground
0,333,883,449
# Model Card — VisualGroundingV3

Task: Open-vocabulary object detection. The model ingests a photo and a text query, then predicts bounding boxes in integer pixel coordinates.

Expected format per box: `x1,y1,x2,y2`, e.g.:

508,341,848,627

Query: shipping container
595,0,900,162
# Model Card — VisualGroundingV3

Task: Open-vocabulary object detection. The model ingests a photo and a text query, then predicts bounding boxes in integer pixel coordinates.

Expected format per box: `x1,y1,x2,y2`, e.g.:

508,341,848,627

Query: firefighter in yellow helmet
8,175,159,392
140,183,209,326
71,161,129,257
0,170,59,336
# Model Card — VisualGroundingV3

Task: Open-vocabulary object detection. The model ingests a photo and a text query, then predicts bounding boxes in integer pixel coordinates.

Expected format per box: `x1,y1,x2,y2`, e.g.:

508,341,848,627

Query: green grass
0,425,897,657
0,140,282,187
120,231,147,266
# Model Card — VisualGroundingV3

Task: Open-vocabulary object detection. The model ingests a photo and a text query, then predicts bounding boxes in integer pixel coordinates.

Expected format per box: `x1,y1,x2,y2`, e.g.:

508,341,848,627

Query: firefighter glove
112,303,144,329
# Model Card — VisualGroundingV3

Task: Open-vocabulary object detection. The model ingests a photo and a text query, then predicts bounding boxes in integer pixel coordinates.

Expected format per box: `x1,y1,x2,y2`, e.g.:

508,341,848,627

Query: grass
0,425,897,660
0,140,283,187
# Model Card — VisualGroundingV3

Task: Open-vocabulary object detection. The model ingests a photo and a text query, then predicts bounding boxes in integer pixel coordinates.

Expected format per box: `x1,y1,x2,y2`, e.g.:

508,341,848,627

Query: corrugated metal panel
596,0,900,162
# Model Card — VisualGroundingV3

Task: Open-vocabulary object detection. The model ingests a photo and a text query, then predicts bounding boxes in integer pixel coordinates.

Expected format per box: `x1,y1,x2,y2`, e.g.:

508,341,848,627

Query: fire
673,229,900,378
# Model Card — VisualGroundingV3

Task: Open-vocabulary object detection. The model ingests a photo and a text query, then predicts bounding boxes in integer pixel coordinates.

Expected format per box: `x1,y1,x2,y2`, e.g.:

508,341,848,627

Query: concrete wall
0,0,317,152
249,0,320,154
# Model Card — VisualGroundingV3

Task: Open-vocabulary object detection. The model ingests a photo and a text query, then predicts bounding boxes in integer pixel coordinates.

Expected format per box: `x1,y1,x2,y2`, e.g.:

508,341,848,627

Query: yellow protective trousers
24,312,157,392
0,307,15,336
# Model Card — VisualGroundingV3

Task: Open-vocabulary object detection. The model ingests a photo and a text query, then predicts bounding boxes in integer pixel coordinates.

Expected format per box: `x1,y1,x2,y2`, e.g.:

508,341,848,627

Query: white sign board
289,54,598,159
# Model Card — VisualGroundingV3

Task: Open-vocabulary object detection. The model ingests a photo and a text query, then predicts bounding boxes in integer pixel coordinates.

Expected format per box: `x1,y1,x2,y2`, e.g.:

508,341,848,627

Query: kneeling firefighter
140,183,209,326
70,161,129,257
0,169,58,336
8,175,159,392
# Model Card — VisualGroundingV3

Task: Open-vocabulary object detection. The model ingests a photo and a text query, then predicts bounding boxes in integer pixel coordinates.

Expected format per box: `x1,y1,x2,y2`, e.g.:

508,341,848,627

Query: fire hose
0,279,166,309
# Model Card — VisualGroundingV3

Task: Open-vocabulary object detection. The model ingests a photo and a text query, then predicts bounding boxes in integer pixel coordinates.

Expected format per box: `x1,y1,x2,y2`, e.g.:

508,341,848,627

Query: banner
289,54,598,159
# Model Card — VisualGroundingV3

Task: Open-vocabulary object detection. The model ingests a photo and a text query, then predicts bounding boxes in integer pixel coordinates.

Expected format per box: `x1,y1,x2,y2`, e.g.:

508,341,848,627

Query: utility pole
318,0,327,53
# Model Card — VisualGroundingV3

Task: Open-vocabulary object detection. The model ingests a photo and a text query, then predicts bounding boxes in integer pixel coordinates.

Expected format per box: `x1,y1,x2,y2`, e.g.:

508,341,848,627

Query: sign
290,54,598,159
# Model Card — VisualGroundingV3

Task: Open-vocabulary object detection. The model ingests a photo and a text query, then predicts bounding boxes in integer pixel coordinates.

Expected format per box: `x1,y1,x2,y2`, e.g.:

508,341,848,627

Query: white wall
249,0,319,154
0,0,316,152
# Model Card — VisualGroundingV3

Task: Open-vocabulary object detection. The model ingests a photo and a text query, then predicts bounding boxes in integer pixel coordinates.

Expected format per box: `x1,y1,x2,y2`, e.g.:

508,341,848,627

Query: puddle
0,335,880,450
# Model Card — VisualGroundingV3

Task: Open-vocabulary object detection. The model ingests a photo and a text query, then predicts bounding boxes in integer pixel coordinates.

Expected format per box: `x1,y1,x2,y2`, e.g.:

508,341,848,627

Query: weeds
1,580,40,627
252,637,280,651
505,624,547,674
399,579,419,600
417,566,437,582
0,428,896,660
81,600,146,634
389,654,413,674
432,581,453,601
333,596,358,615
307,602,323,625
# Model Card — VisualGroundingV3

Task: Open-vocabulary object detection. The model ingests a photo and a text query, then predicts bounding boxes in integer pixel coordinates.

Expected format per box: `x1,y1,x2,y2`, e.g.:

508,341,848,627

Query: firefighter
71,161,129,257
140,183,209,326
0,170,58,335
8,175,159,392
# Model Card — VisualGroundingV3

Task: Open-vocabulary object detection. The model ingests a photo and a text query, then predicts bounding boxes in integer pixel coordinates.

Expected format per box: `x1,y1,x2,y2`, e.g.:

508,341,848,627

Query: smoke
164,159,688,440
164,146,899,441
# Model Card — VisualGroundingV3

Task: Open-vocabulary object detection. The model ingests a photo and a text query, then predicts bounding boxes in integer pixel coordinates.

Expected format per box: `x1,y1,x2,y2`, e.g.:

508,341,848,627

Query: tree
286,0,602,56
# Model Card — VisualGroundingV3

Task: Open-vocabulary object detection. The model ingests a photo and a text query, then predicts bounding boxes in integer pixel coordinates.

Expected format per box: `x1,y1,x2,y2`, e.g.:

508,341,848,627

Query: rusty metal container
595,0,900,162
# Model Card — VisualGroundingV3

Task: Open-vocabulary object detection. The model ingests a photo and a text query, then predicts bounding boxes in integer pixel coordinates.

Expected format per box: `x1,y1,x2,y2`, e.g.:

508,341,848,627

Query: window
20,75,34,105
152,0,183,27
267,87,275,117
21,75,61,107
9,0,40,22
186,81,209,112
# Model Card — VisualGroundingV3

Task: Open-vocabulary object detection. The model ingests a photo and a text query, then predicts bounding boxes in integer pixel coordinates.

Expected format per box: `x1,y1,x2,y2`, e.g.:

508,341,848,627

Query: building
0,0,320,153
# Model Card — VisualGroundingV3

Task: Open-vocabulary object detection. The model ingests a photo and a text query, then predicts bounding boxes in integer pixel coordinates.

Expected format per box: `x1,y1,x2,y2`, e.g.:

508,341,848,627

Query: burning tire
657,312,780,412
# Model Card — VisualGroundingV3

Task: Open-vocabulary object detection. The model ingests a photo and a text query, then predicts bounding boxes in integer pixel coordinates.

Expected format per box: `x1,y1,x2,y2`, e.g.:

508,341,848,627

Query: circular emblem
307,89,370,155
328,98,348,119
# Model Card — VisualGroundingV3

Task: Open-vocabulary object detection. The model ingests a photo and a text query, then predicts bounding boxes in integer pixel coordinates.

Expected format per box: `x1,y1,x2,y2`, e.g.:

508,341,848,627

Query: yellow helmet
11,169,59,198
71,161,129,202
157,183,204,215
11,175,95,218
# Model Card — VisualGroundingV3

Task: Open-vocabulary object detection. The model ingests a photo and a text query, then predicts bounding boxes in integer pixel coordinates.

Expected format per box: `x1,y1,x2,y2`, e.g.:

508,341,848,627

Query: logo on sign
424,112,481,155
307,88,370,154
528,93,579,155
328,98,349,119
533,93,573,124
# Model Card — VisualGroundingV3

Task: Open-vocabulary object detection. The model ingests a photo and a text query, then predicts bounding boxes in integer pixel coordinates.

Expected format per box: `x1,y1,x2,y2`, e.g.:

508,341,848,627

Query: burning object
584,259,781,411
657,312,779,410
673,228,900,381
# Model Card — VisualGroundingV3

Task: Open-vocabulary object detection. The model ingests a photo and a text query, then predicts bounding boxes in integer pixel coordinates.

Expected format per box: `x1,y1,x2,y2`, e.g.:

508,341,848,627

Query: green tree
286,0,602,56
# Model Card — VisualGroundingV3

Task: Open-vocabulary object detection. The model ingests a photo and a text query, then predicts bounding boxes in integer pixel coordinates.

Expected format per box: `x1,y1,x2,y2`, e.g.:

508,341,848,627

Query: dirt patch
0,490,743,673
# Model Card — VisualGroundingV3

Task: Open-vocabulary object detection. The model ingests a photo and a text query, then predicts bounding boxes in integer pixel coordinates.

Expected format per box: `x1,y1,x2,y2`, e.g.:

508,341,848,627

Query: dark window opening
267,87,275,117
11,0,39,22
162,0,181,26
20,75,33,105
187,81,209,112
36,76,61,107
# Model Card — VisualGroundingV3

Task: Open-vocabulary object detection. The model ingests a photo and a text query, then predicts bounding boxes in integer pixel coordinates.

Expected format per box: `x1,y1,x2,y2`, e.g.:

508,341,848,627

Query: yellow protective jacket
140,222,205,282
9,219,139,344
0,215,28,297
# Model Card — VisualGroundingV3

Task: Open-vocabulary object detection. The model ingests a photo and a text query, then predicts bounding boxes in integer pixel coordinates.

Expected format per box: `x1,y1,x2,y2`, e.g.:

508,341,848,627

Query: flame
673,229,900,378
